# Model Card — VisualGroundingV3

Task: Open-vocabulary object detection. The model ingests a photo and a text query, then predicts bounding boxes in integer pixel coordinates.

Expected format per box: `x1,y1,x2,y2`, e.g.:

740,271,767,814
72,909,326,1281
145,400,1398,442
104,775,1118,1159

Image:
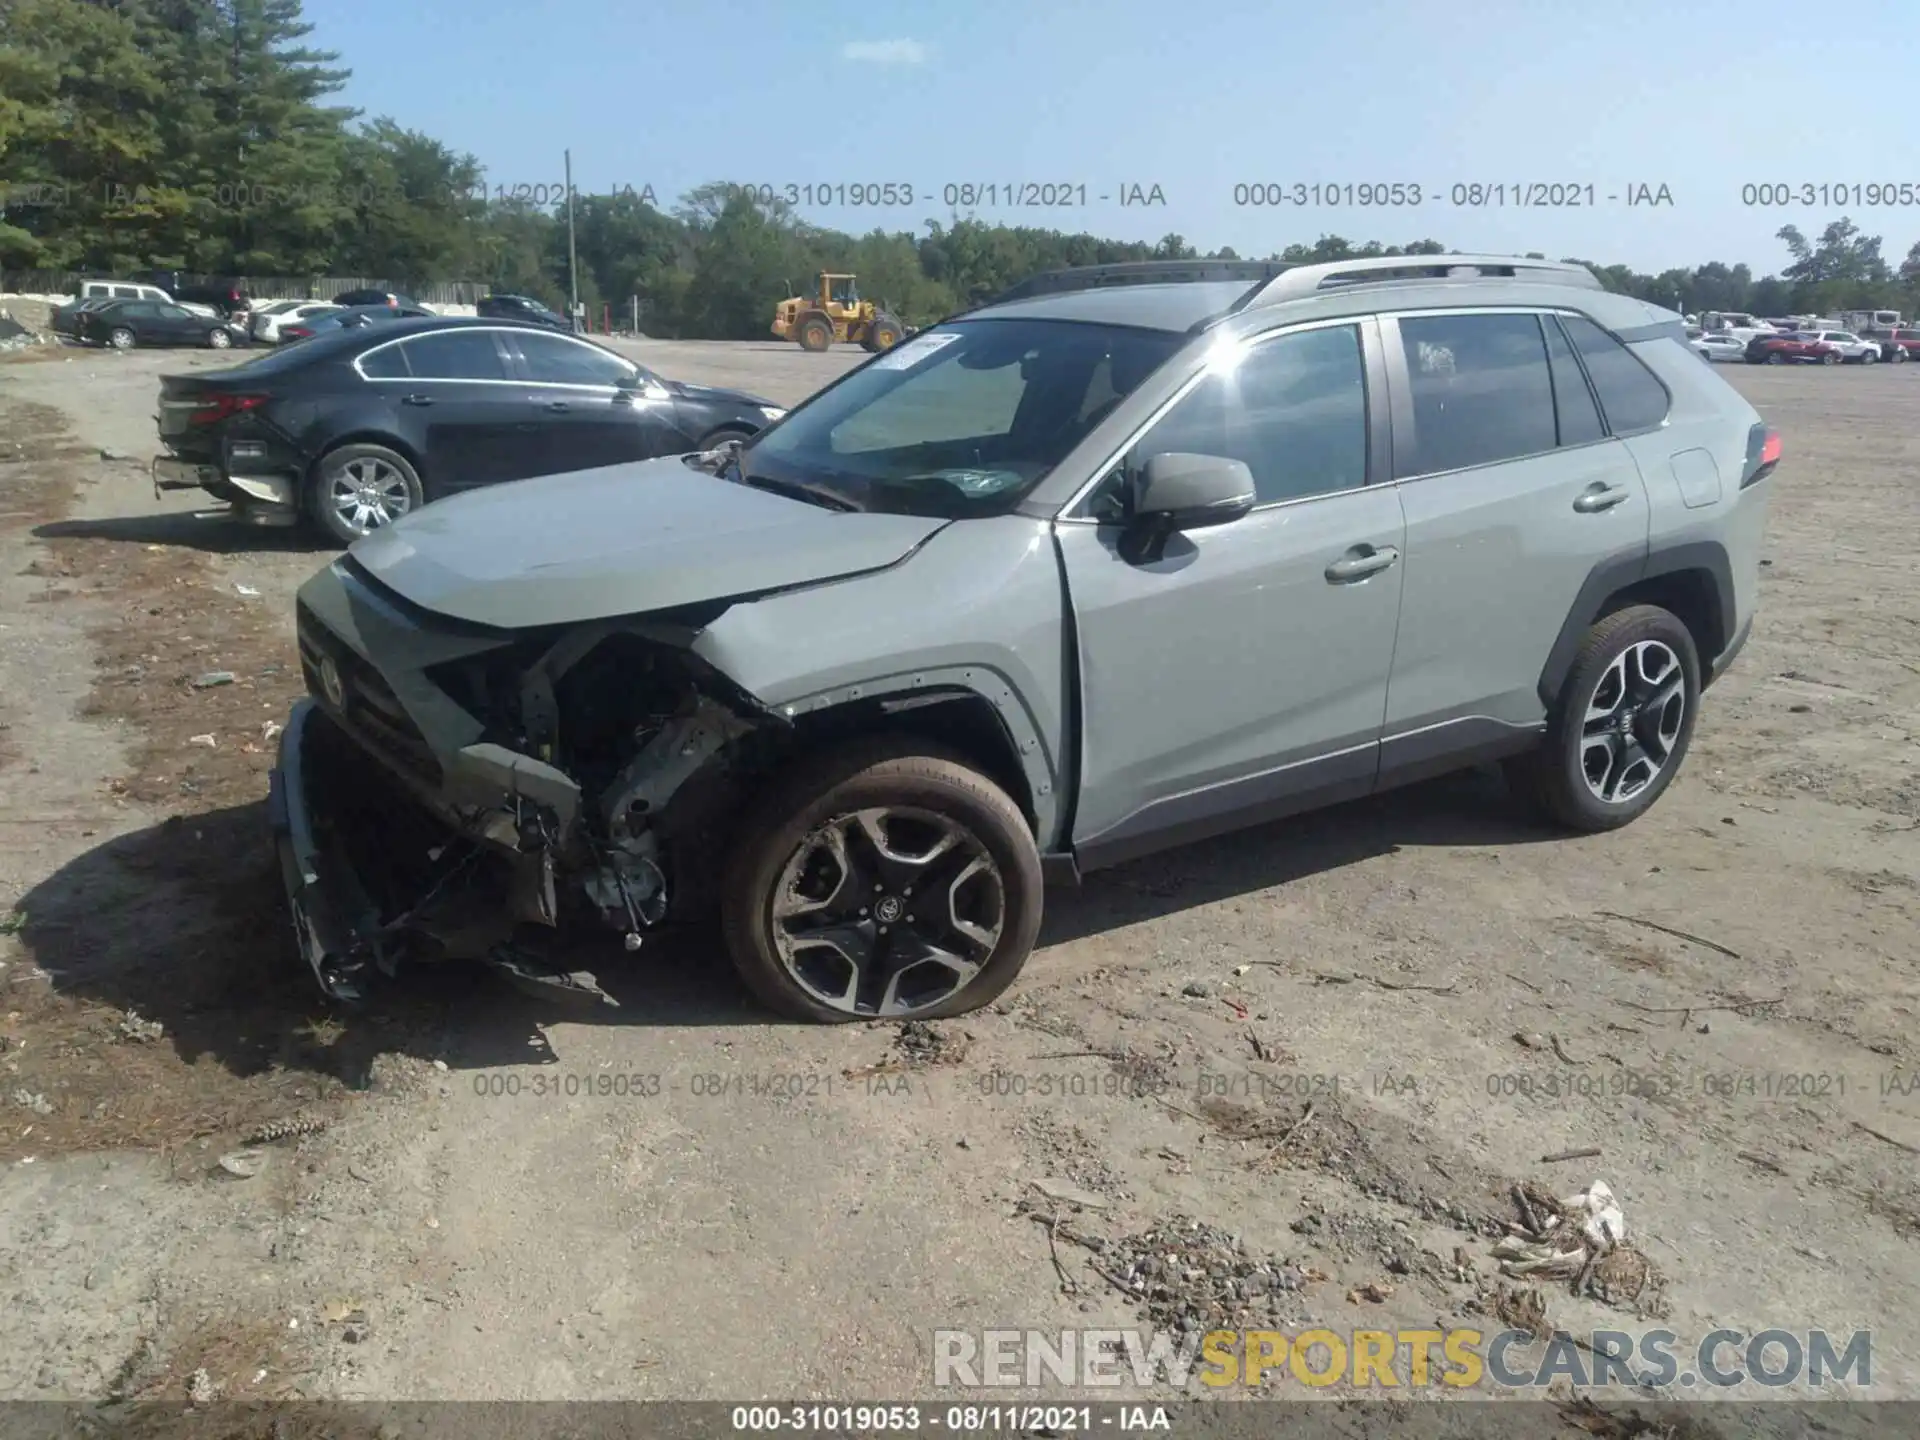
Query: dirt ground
1,335,1916,1419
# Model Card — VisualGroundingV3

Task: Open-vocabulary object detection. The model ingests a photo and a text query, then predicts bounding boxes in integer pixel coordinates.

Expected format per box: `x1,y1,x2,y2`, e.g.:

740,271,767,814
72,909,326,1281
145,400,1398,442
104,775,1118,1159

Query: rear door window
1396,312,1558,476
358,342,411,379
1542,316,1605,446
397,331,509,381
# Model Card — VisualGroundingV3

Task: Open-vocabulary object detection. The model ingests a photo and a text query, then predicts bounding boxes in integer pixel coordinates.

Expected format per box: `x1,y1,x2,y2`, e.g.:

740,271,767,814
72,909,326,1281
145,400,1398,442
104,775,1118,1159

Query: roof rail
1242,254,1603,309
989,260,1293,305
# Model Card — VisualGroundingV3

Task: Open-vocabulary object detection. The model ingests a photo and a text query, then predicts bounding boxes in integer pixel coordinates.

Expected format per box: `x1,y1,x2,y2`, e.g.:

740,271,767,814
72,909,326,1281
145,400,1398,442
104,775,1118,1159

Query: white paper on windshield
870,331,960,370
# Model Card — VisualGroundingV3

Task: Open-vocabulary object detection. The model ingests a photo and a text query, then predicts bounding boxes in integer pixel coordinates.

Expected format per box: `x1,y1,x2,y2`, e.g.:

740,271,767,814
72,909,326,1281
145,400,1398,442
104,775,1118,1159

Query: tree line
6,0,1920,336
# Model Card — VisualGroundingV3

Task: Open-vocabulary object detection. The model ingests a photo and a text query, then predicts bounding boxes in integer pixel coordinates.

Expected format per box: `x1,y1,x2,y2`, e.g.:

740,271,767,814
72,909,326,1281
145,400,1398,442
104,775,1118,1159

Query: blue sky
305,0,1920,275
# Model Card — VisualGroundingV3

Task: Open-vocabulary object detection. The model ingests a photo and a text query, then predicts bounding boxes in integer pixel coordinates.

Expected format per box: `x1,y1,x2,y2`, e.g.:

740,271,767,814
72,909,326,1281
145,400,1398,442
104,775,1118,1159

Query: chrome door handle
1574,485,1631,513
400,393,433,406
1325,545,1399,582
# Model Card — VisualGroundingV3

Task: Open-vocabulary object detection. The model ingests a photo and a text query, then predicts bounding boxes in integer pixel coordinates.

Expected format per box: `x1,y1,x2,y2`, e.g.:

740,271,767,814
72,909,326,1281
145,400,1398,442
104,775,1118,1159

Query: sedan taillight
188,393,269,426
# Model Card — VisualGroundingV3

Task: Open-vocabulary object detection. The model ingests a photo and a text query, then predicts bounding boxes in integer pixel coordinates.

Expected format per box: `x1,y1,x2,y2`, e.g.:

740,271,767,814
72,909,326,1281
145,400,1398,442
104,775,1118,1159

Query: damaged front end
271,555,783,1007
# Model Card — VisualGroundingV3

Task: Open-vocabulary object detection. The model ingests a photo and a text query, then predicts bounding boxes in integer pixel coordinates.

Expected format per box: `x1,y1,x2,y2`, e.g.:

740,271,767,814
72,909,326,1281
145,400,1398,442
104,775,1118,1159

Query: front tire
696,425,754,453
208,328,232,349
1507,605,1700,833
797,315,833,352
720,737,1045,1023
308,443,424,545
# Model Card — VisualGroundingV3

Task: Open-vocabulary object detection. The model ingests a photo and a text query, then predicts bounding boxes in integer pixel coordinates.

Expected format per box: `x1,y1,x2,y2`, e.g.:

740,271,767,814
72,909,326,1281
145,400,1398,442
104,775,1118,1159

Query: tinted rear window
1559,314,1670,434
400,330,508,380
1543,317,1604,446
1396,312,1558,475
222,328,368,375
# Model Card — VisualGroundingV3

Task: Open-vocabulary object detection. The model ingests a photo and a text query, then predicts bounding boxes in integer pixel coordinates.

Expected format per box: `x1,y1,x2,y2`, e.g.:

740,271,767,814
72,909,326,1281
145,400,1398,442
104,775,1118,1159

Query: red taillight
283,326,311,340
188,393,268,426
1743,424,1781,489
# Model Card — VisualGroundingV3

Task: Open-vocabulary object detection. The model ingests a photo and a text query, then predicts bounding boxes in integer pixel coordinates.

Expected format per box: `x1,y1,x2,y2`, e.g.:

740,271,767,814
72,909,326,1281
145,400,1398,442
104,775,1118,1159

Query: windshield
737,318,1186,517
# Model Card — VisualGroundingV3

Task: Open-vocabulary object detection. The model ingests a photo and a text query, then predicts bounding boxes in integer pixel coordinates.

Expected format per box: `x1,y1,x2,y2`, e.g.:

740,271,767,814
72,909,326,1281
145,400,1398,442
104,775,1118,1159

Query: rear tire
1861,349,1876,364
1823,351,1840,365
109,327,135,350
719,737,1044,1023
1766,352,1784,365
1506,605,1701,834
308,443,425,546
868,313,903,352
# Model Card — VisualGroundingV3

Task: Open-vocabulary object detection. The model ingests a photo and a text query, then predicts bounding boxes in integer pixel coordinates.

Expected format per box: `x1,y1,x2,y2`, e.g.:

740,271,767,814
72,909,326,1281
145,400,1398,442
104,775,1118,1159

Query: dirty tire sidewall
720,737,1045,1023
798,318,832,352
308,442,425,547
1516,604,1701,833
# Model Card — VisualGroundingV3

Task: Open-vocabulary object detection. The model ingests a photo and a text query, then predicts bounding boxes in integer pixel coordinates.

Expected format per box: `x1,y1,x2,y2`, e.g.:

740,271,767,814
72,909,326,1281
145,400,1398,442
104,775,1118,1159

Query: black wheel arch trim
770,667,1063,850
1537,540,1735,708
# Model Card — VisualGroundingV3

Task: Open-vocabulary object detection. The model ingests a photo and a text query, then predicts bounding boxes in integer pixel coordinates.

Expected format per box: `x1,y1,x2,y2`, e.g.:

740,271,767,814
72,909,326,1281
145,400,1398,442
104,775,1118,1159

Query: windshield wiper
737,472,860,512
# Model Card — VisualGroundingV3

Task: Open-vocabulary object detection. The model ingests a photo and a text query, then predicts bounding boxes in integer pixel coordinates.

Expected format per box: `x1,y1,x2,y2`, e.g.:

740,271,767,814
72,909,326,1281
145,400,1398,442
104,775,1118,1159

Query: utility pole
565,149,580,332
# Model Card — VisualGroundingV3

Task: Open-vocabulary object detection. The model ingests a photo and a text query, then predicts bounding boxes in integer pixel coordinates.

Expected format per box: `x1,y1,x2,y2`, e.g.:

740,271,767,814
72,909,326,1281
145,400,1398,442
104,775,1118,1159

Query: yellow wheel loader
770,273,905,353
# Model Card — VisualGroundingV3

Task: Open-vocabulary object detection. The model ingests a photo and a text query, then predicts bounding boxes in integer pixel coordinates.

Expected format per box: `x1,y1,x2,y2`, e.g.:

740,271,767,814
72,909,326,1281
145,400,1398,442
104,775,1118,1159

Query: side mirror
1113,453,1255,564
617,372,671,402
1131,452,1257,530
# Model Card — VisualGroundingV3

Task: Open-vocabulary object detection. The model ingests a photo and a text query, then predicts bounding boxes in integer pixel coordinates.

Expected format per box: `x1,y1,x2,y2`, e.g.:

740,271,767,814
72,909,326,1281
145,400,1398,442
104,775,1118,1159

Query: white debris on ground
1495,1178,1666,1316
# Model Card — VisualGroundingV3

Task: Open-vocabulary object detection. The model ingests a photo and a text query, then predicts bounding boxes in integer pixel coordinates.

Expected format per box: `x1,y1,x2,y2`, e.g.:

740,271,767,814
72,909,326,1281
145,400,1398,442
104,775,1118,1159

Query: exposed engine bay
289,609,791,1009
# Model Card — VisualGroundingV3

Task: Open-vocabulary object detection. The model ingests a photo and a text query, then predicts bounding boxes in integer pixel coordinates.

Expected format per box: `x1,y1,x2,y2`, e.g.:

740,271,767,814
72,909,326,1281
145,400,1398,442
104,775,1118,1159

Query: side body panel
1621,333,1771,665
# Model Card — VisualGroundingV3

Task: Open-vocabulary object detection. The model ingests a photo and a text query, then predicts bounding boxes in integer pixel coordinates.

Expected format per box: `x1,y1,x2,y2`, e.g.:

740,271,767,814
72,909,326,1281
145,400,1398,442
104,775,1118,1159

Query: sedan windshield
737,318,1186,517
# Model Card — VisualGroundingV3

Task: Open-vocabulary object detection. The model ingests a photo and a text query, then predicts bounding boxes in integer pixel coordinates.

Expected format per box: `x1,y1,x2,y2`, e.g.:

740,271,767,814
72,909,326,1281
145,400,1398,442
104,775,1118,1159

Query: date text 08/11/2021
453,182,1173,208
1231,182,1674,208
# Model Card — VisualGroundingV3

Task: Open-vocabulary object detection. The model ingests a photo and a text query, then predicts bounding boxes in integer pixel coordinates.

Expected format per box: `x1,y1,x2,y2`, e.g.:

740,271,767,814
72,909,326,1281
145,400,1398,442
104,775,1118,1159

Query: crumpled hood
349,456,946,629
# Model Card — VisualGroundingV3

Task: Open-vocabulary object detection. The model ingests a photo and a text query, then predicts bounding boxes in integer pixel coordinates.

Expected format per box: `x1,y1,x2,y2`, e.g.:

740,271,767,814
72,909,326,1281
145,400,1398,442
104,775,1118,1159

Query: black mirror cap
1132,451,1257,531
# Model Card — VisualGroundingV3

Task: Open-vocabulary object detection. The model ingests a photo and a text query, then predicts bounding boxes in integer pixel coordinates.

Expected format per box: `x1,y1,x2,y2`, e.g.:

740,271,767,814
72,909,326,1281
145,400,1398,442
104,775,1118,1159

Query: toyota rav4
272,255,1779,1021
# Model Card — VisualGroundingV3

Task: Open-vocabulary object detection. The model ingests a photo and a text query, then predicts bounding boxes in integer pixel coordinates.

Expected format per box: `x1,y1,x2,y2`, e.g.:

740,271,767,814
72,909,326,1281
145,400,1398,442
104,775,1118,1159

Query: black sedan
476,293,572,330
279,303,435,343
50,297,111,338
77,298,250,350
150,316,788,544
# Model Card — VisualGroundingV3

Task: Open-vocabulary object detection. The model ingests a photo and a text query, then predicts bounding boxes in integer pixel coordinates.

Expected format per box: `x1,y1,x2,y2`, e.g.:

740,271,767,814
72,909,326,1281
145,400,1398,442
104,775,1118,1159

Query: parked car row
150,315,785,543
1742,327,1913,365
52,295,251,350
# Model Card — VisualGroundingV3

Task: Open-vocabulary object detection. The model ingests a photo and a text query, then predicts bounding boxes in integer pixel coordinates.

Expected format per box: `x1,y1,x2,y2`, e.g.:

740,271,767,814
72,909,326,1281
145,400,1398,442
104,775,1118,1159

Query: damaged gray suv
273,255,1780,1020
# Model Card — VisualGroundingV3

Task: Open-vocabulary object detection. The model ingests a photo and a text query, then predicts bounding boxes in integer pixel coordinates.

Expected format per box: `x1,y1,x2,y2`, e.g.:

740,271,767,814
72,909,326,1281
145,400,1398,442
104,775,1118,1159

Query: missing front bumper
269,698,620,1008
270,699,384,1002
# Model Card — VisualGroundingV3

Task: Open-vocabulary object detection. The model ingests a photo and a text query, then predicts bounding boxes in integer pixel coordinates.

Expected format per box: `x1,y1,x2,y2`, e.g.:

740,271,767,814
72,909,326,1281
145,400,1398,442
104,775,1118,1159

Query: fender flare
771,665,1062,847
1536,541,1735,707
